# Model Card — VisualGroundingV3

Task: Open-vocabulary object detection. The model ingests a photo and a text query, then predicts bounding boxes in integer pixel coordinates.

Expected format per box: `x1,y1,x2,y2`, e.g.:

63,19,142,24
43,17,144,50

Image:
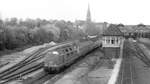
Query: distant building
118,24,150,38
95,22,109,35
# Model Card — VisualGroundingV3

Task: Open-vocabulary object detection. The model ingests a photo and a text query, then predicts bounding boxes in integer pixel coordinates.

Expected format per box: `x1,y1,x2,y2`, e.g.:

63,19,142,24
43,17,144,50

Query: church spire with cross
86,4,91,22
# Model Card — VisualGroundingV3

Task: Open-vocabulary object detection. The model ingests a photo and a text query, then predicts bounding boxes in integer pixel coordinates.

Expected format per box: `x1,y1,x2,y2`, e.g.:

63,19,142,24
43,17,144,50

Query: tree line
0,18,86,51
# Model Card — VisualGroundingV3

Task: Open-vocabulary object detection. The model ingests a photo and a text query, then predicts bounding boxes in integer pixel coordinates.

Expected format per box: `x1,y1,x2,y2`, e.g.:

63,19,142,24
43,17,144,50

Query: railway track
14,69,55,84
128,40,150,66
120,57,134,84
4,46,102,84
0,48,45,71
0,48,47,79
0,62,9,68
0,46,52,81
0,41,74,83
1,62,43,80
0,64,43,84
116,40,134,84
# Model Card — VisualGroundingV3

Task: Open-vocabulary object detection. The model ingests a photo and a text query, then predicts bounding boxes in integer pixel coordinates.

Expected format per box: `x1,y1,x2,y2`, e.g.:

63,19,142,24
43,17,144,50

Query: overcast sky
0,0,150,25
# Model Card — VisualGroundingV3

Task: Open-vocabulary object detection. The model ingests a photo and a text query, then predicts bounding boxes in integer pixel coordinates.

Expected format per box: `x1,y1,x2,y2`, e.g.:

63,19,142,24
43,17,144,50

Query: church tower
85,4,96,36
86,4,91,22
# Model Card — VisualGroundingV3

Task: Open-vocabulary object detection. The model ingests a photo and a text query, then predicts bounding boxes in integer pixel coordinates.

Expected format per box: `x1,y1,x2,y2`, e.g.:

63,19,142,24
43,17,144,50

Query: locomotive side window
69,47,74,55
66,46,74,56
69,48,72,51
65,49,69,52
66,48,70,56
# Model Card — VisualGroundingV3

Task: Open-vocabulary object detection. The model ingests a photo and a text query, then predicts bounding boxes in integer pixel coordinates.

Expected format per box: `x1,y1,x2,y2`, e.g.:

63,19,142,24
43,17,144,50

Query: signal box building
102,24,124,58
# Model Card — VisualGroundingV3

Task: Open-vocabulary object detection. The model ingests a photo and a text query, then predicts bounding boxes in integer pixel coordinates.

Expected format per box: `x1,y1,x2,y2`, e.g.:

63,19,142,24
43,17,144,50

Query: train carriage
43,39,101,74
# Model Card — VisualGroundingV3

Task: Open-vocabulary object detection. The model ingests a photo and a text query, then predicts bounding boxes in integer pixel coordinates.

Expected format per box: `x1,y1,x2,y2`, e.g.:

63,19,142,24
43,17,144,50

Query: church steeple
86,4,91,22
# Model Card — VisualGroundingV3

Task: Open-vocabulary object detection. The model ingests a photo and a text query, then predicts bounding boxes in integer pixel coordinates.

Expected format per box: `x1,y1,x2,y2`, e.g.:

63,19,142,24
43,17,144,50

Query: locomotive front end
44,41,80,74
44,51,61,74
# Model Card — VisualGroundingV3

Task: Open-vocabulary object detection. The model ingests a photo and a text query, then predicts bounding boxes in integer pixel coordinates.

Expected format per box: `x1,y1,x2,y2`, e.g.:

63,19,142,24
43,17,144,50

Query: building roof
103,24,123,36
132,25,150,32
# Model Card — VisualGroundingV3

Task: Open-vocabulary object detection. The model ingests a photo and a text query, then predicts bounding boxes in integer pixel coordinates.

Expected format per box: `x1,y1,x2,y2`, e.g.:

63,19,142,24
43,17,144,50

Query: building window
106,39,110,44
111,37,115,44
116,38,119,43
111,39,114,44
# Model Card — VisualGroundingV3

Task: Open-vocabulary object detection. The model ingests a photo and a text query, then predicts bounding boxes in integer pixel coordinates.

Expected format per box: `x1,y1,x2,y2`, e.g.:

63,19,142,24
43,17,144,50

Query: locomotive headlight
52,51,59,55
